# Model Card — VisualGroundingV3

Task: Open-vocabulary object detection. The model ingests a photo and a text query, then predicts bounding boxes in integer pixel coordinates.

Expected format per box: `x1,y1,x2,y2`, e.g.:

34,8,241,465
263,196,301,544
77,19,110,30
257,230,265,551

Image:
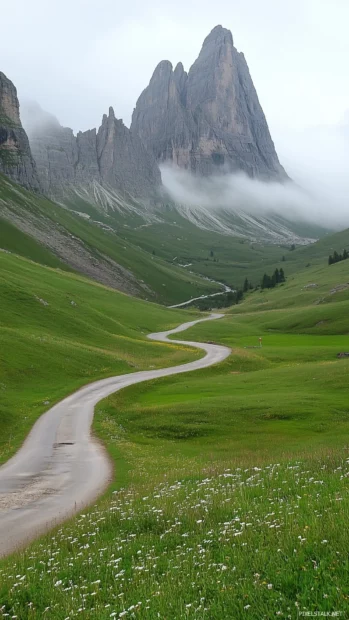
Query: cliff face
131,25,287,181
22,103,161,202
0,73,40,190
1,24,287,206
131,60,196,170
96,107,161,198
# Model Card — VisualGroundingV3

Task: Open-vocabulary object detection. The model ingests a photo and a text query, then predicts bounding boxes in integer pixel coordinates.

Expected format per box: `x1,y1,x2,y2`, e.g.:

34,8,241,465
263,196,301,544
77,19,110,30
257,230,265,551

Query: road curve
0,313,230,557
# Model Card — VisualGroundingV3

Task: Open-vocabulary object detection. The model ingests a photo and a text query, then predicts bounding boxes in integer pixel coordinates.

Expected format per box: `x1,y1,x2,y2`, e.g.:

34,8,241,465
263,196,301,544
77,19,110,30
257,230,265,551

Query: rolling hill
0,173,221,305
0,247,348,618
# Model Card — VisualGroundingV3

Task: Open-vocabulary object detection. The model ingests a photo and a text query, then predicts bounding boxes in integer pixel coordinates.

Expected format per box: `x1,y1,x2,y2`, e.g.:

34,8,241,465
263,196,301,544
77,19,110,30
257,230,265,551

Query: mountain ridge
0,25,328,299
131,25,288,181
22,102,161,204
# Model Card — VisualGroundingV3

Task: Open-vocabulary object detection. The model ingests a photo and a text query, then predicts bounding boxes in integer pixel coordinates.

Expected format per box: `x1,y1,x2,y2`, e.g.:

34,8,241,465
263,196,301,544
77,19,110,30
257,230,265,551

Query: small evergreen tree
243,278,249,292
279,268,286,282
236,289,243,302
261,274,270,289
328,248,348,265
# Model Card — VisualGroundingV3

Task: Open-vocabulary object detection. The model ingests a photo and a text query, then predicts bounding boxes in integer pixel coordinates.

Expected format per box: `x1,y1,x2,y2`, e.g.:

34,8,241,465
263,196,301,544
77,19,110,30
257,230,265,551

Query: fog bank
161,123,349,231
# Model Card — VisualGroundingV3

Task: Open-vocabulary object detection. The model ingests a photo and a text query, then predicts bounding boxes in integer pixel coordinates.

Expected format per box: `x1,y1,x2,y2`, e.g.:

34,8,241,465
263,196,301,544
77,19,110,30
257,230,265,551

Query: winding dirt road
0,313,230,557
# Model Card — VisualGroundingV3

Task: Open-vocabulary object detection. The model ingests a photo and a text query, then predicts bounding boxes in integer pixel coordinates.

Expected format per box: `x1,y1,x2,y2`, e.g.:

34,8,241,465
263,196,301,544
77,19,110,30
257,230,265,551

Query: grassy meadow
0,173,220,305
1,457,349,619
0,251,349,617
4,170,349,306
120,207,349,290
0,251,200,464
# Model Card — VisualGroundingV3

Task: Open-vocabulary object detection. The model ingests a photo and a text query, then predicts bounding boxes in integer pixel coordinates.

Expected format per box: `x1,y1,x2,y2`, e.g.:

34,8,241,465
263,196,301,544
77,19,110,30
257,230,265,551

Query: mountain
0,32,327,304
0,72,40,190
131,25,287,181
22,24,287,204
22,102,161,204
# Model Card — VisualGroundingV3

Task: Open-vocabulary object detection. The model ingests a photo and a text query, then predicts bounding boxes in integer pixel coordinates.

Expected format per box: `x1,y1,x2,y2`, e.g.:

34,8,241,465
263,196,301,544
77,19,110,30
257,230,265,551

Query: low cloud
161,122,349,231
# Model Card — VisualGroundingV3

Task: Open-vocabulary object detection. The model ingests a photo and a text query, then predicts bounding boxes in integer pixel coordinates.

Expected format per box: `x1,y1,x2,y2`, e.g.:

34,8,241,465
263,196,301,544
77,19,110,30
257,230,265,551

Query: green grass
1,456,349,618
0,217,66,269
229,258,349,313
1,449,349,619
116,206,349,290
1,230,349,617
0,174,220,304
118,207,294,289
2,166,349,304
0,251,201,464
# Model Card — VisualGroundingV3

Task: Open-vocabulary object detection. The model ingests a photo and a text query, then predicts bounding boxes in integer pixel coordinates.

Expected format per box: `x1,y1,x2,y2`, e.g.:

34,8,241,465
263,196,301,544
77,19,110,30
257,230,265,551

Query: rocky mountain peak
153,60,173,78
202,24,234,47
0,73,40,190
0,71,21,125
173,62,188,105
174,61,185,74
21,99,161,203
131,26,288,181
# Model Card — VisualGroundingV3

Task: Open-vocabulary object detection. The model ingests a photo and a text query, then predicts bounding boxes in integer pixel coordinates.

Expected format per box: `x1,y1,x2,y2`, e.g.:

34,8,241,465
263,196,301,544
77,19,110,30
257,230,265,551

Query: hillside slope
0,250,201,464
0,173,220,304
0,234,348,618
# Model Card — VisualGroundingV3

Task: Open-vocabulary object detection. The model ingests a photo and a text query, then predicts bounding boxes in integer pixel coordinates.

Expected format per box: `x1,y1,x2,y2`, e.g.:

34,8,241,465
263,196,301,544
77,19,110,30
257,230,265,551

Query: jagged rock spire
131,26,288,181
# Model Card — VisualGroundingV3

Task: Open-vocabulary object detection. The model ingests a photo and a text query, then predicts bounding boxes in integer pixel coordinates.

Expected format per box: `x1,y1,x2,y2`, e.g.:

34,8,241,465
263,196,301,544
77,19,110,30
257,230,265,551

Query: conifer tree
261,274,270,289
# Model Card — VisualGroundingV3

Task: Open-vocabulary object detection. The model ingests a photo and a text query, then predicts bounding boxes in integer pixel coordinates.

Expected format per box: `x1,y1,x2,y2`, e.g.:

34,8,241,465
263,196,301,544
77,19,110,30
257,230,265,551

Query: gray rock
131,60,196,169
0,73,40,190
75,128,100,184
25,110,77,196
97,107,161,198
131,25,288,181
22,103,161,203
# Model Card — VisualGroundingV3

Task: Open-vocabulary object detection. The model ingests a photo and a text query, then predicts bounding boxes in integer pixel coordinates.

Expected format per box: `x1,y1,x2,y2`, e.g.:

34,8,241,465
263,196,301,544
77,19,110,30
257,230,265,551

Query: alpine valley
2,19,349,619
0,25,343,304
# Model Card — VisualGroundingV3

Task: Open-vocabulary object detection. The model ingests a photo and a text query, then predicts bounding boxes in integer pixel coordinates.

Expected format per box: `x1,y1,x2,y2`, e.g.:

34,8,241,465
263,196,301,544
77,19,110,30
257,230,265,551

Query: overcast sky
1,0,349,137
1,0,349,222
